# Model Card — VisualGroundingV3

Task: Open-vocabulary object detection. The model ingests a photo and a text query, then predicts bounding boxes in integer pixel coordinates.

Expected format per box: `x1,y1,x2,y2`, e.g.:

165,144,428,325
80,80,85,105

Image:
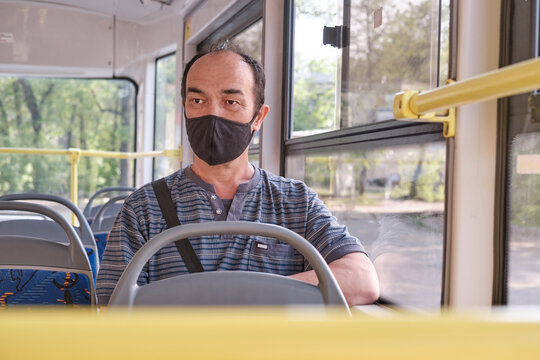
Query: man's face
184,51,259,128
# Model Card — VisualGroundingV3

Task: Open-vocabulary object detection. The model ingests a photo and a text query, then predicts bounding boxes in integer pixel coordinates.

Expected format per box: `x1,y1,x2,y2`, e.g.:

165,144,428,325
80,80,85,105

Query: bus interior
0,0,539,357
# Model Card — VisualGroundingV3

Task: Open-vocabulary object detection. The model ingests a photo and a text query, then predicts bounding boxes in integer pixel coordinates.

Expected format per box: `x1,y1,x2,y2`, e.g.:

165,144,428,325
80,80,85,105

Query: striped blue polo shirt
96,166,365,305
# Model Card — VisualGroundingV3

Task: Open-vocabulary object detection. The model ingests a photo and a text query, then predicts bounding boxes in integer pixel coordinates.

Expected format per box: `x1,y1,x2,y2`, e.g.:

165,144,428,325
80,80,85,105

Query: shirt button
210,194,217,200
215,208,223,215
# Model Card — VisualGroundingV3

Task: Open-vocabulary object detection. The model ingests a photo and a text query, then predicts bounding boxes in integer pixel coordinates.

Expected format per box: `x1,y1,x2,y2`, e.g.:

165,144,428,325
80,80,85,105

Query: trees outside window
0,77,136,202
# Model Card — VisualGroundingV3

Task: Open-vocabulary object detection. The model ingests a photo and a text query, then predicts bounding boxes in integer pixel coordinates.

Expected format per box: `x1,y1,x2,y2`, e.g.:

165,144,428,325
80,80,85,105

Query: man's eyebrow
222,89,244,96
187,87,204,94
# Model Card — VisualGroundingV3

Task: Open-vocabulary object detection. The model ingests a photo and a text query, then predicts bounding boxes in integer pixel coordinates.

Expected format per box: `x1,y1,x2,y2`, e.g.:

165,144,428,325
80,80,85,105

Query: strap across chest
151,178,204,273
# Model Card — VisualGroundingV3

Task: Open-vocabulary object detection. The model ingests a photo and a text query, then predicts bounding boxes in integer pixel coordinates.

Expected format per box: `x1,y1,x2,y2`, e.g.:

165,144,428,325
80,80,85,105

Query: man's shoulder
256,168,312,195
257,167,303,185
125,169,186,205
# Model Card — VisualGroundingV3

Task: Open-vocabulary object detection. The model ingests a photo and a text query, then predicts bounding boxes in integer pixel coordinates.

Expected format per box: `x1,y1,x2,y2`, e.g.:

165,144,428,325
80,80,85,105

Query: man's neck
191,155,254,199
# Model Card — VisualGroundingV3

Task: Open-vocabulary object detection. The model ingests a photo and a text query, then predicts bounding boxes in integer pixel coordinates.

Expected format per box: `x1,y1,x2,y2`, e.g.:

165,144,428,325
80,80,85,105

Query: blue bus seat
93,232,109,264
108,221,349,314
0,201,96,306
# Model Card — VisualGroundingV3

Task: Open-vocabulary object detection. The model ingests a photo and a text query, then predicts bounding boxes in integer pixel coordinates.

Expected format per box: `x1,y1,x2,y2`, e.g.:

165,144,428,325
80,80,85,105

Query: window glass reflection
286,141,445,306
233,20,263,64
507,132,540,305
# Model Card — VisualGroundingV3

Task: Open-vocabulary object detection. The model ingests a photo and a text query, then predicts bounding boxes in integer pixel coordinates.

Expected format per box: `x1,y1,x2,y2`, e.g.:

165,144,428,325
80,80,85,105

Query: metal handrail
393,57,540,137
0,147,182,208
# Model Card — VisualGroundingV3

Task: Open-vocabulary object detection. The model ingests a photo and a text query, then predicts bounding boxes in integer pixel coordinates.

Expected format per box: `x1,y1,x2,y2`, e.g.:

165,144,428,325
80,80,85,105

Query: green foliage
304,156,332,194
0,77,135,201
375,0,433,86
345,0,435,125
232,20,263,64
294,0,441,127
295,0,337,23
389,145,445,202
293,57,337,132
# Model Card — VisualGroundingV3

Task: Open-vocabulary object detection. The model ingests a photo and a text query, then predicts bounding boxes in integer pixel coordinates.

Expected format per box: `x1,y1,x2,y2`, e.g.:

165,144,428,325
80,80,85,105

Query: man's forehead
188,51,253,82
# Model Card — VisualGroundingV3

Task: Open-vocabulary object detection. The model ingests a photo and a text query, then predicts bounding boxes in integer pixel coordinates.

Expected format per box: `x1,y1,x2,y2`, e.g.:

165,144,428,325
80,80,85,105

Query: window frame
152,51,177,180
496,0,540,305
198,0,263,53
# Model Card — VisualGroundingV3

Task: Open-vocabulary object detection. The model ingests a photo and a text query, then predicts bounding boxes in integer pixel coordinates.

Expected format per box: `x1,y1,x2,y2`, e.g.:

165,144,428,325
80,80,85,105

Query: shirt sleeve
303,189,366,271
95,200,149,305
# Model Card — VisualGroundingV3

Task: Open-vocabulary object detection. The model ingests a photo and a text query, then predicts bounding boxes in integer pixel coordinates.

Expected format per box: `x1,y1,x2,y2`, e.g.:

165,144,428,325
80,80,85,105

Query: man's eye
192,98,203,104
226,100,238,105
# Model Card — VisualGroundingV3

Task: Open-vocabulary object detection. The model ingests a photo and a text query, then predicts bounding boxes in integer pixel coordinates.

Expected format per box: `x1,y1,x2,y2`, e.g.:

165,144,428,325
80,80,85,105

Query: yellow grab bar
393,57,540,137
0,147,182,212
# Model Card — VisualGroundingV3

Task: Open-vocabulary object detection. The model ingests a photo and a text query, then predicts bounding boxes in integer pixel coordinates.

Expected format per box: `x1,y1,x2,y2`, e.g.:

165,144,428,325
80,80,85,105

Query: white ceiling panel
1,0,192,24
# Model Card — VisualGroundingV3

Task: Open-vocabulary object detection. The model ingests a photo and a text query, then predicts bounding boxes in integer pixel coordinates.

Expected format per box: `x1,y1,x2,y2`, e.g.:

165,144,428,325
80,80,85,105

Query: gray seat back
83,186,135,218
0,193,99,270
90,194,129,233
108,221,349,313
0,219,74,244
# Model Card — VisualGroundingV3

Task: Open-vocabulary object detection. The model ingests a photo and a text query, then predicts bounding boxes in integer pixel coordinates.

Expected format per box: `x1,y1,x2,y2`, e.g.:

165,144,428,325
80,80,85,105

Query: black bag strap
152,178,204,273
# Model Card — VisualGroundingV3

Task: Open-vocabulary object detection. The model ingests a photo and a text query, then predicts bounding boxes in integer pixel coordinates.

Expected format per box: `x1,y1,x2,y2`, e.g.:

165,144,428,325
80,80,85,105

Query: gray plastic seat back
0,193,99,270
90,194,128,233
108,221,349,313
0,219,74,245
83,186,135,218
0,201,97,305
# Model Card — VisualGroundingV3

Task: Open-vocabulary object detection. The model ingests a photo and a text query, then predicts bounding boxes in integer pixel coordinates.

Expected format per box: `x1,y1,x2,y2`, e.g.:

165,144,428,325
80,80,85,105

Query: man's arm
288,252,379,306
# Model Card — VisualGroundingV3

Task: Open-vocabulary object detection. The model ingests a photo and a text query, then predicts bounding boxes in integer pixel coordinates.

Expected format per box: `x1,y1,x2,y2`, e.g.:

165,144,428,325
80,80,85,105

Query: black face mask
185,111,258,166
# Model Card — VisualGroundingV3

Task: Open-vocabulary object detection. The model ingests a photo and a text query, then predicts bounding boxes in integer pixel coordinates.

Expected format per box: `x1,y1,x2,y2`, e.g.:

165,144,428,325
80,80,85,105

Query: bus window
286,0,450,306
0,77,136,202
499,0,540,306
153,53,179,179
286,141,445,306
232,19,263,64
292,0,449,137
507,133,540,304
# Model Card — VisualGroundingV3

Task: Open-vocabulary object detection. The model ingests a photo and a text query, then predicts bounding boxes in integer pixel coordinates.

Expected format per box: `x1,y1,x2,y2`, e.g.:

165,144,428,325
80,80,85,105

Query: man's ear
252,104,270,132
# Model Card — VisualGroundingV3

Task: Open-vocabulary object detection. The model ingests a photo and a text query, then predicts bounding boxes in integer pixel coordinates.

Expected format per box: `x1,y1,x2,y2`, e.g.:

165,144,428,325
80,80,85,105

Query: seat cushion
0,269,91,306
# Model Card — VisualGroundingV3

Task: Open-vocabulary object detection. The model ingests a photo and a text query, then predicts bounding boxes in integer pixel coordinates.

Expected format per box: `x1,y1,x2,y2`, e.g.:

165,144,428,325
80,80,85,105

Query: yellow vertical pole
68,148,81,225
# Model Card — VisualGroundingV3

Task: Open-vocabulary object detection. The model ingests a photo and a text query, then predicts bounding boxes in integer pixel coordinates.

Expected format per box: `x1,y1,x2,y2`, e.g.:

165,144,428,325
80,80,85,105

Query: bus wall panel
450,0,501,308
115,17,180,84
0,2,113,77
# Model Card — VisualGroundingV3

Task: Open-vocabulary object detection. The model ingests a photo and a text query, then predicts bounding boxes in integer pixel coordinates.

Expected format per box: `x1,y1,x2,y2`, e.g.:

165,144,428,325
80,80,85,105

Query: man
96,42,379,306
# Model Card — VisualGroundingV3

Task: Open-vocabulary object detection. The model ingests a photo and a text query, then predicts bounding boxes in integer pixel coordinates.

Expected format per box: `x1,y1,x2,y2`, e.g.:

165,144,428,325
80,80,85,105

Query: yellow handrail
0,147,182,210
393,57,540,137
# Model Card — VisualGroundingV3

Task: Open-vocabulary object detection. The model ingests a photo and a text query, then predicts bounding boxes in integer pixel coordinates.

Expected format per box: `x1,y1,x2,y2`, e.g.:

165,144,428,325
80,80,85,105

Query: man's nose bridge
207,98,223,117
209,100,220,115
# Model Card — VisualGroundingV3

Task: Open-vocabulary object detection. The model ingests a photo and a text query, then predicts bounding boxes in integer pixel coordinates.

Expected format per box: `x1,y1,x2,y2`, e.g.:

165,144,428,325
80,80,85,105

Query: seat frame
83,186,135,218
0,193,99,271
108,221,349,314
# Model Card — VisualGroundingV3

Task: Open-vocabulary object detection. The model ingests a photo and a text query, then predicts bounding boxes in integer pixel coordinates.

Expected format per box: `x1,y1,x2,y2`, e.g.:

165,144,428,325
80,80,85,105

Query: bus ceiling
0,0,192,79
